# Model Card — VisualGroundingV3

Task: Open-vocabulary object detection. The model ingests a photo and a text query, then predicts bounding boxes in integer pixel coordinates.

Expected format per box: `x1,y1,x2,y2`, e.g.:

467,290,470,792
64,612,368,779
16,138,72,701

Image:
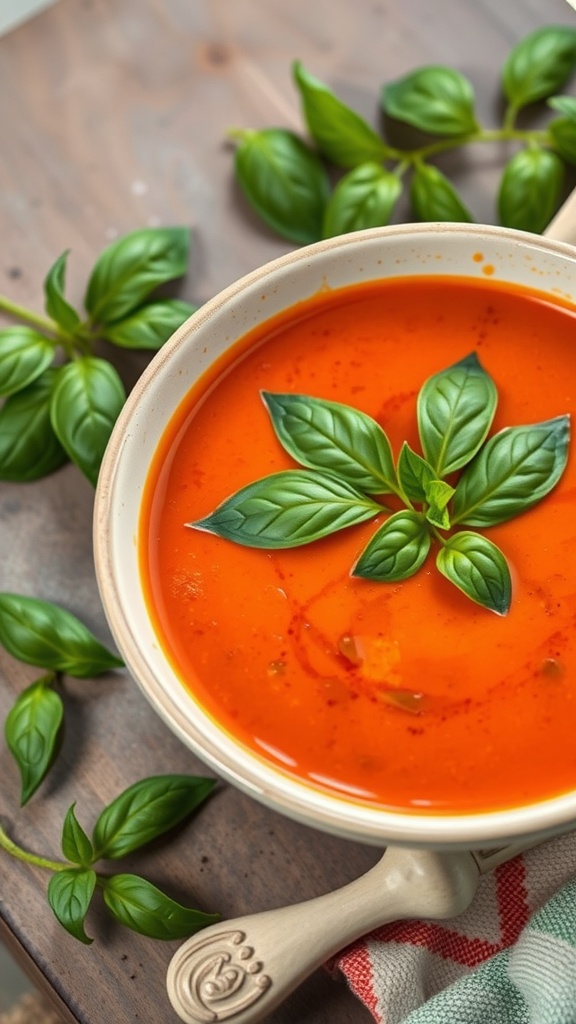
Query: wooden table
1,1,575,1022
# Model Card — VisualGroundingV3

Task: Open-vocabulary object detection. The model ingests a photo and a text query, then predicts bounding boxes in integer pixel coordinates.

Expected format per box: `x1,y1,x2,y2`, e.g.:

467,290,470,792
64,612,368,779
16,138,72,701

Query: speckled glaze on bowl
93,221,576,849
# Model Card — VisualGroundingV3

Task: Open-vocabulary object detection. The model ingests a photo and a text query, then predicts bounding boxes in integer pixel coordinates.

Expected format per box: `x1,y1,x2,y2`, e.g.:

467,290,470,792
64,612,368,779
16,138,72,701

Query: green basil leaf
436,532,511,615
397,442,436,503
424,479,455,531
352,510,430,582
92,775,216,860
84,227,190,325
502,26,576,112
0,327,54,396
322,163,402,238
43,251,81,333
0,370,67,481
410,163,473,223
61,804,94,867
548,117,576,165
548,95,576,120
50,356,126,486
101,874,219,940
4,677,63,805
102,299,197,350
382,66,478,136
190,469,382,549
417,352,497,476
233,128,329,245
47,869,96,945
451,415,570,527
0,593,124,676
498,148,564,233
261,391,397,494
292,61,389,168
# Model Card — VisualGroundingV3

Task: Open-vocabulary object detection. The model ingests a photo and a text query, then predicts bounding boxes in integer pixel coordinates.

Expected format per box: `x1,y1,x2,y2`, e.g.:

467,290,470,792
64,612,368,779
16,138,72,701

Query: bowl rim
94,221,576,849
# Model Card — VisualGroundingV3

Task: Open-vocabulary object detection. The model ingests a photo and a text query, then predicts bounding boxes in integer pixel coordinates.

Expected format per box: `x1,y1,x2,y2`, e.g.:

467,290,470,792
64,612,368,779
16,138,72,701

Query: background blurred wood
0,1,575,1022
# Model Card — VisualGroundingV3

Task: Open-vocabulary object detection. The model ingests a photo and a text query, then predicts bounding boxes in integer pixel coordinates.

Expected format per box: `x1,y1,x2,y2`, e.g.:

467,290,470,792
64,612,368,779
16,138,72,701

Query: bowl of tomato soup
94,222,576,848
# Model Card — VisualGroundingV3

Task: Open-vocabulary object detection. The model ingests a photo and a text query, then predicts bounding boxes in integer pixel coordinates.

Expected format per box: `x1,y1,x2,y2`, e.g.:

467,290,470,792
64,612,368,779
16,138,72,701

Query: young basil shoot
228,26,576,242
0,593,124,804
0,226,196,486
0,775,219,944
188,352,571,615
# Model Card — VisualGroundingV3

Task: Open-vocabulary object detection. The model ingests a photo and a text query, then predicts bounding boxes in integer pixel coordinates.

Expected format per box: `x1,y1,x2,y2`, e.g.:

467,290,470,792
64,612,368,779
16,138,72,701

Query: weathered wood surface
0,1,575,1022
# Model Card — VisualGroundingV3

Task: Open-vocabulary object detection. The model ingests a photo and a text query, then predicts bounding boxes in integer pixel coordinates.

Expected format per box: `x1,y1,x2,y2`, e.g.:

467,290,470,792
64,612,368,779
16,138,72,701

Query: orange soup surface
141,275,576,814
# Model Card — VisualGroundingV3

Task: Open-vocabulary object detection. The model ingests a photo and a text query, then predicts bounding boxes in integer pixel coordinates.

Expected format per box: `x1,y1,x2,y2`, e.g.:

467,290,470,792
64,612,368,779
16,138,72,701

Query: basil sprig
228,25,576,241
0,226,195,485
189,353,570,615
0,593,123,804
0,775,218,944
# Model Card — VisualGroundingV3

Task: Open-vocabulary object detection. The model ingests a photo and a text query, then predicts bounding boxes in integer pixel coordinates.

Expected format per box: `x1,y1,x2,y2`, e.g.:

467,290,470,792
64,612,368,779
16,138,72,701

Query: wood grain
0,1,575,1022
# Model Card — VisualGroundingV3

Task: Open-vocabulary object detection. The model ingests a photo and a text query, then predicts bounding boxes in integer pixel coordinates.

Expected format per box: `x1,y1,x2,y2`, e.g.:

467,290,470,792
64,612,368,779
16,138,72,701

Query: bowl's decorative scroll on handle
166,846,480,1024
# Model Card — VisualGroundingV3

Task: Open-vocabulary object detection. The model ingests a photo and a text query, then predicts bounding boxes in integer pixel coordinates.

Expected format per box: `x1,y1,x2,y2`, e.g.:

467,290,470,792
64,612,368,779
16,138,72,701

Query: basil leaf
0,327,54,396
424,479,455,531
451,415,570,527
84,227,190,325
190,469,382,549
498,148,564,234
102,299,196,350
0,370,67,481
261,392,397,494
548,118,576,165
5,677,63,805
417,351,497,475
502,27,576,112
43,251,81,334
397,442,436,503
61,804,94,867
50,356,126,486
47,869,96,945
352,510,430,582
549,95,576,119
0,593,124,676
436,532,511,616
101,874,219,940
92,775,216,860
382,66,478,136
233,128,329,245
322,163,402,238
292,61,389,168
410,163,473,223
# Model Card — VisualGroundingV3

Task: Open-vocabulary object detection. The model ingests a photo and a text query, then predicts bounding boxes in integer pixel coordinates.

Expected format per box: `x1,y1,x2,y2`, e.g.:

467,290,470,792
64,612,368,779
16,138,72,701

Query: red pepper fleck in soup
140,275,576,814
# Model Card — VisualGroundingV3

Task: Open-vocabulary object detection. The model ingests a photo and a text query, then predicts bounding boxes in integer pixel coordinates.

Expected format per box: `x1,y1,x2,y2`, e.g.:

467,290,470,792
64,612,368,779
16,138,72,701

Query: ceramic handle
544,187,576,243
166,846,479,1024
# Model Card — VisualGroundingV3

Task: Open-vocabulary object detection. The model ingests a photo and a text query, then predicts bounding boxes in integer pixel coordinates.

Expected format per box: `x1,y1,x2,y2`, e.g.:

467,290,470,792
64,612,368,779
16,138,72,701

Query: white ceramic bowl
94,221,576,849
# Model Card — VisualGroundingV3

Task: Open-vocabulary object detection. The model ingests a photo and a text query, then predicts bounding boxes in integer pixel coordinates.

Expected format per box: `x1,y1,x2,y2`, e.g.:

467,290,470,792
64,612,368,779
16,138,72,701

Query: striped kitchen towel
335,831,576,1023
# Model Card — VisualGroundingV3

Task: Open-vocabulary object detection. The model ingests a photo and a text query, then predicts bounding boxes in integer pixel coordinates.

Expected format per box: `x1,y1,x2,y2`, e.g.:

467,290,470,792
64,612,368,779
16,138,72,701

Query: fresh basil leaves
0,776,218,944
189,354,570,615
229,26,576,241
0,227,195,485
0,593,123,804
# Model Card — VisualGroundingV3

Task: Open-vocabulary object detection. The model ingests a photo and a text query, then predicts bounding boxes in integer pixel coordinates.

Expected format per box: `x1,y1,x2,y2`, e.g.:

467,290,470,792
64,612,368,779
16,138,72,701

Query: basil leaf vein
352,510,430,582
189,469,382,548
436,532,511,615
417,351,497,475
261,391,397,494
452,415,570,527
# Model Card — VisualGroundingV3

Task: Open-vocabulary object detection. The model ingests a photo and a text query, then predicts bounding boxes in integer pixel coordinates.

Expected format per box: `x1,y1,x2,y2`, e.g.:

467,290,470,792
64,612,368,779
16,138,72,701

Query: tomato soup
140,276,576,815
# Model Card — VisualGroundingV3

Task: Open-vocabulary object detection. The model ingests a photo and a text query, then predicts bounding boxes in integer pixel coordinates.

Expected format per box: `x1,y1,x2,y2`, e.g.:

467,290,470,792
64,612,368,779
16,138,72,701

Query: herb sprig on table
0,226,195,485
189,353,570,615
0,775,219,943
229,26,576,242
